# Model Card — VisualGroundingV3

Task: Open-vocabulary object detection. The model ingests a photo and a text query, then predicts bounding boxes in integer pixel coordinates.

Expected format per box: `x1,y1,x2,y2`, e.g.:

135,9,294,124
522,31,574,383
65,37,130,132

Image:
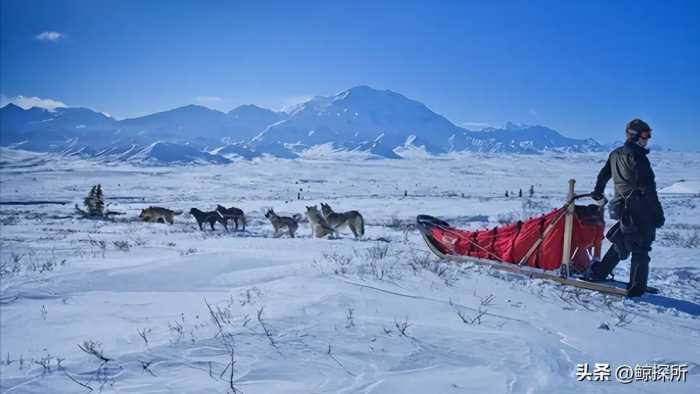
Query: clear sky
1,0,698,149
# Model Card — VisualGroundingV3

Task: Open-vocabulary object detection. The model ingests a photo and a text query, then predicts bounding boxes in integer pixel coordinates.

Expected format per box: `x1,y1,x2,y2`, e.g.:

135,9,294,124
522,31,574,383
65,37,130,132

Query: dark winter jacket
594,142,665,231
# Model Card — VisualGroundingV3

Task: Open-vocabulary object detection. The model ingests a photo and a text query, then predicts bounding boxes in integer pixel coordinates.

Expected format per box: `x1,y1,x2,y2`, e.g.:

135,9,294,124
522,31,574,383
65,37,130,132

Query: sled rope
435,224,507,263
436,212,556,241
517,205,571,266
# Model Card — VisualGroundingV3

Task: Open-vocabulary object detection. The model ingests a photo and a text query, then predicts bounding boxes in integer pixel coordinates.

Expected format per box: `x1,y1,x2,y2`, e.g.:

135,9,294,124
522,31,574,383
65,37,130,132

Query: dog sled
417,179,658,296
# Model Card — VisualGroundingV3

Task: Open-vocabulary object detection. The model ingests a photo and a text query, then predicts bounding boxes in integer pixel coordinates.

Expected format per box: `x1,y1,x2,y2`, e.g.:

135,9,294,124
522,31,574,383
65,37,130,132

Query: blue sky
1,0,698,149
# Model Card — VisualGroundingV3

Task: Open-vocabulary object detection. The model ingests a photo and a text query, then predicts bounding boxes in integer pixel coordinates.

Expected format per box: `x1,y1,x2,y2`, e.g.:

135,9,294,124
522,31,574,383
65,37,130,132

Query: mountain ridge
0,86,604,163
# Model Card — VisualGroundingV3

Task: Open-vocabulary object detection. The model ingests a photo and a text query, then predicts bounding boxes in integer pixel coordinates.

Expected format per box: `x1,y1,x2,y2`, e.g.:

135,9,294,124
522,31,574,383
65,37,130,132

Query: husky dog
216,204,246,232
264,208,301,238
139,206,182,224
306,205,337,238
189,208,228,231
320,202,365,239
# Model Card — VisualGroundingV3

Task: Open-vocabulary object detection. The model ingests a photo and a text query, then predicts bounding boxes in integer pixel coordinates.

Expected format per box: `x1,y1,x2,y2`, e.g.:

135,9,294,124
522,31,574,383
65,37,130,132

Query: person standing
586,119,665,297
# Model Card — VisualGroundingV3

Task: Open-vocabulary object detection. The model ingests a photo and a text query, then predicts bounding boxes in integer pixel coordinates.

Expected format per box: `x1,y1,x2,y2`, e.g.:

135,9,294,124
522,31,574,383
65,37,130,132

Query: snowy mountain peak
166,104,222,115
252,85,460,157
337,85,393,99
228,104,281,116
231,103,264,111
331,85,416,109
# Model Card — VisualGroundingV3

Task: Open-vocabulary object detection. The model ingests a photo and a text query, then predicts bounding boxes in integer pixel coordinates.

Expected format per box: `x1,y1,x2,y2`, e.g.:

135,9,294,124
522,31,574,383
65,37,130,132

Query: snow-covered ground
1,149,699,393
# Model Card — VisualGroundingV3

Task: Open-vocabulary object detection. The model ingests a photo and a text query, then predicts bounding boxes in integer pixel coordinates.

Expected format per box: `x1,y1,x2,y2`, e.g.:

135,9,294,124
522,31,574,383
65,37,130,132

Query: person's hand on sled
591,192,605,206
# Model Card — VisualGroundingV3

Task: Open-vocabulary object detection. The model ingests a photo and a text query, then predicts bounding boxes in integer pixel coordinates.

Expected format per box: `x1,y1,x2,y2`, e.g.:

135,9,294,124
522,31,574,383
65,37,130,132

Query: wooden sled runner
417,179,659,297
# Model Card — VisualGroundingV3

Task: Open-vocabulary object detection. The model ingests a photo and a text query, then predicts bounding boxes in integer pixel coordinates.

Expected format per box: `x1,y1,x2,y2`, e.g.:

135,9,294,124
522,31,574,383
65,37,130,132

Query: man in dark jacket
586,118,665,297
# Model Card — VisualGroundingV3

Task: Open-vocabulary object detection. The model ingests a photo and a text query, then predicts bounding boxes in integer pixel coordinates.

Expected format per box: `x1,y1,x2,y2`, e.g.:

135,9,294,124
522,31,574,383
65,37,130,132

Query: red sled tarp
427,205,604,273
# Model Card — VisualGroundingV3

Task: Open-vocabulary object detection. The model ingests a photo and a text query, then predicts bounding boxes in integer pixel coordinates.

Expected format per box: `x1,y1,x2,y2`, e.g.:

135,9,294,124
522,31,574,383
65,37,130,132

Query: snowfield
1,148,699,393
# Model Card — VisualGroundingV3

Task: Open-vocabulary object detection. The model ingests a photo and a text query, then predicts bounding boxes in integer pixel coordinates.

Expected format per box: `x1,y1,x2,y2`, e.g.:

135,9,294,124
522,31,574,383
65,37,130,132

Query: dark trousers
590,192,658,296
591,243,651,296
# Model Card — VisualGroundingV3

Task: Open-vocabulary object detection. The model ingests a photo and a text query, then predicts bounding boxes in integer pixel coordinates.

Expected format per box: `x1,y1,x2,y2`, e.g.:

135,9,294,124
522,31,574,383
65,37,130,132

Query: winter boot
585,246,621,282
626,251,650,297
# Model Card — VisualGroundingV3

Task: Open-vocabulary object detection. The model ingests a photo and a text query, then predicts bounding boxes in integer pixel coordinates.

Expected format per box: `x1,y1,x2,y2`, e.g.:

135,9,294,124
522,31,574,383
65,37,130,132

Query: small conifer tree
83,185,96,215
94,184,104,216
80,184,105,217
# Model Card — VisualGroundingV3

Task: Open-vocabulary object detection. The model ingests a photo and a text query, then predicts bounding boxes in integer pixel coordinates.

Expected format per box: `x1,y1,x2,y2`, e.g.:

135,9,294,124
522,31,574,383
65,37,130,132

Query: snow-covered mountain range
0,86,603,164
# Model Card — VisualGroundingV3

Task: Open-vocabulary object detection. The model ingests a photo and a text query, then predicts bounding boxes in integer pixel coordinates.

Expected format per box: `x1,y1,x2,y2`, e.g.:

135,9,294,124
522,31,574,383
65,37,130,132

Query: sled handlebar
562,193,607,210
570,192,607,204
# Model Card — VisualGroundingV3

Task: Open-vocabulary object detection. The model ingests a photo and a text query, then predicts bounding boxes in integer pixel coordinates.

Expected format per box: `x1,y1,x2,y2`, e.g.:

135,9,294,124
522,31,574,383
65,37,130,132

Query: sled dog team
139,202,364,239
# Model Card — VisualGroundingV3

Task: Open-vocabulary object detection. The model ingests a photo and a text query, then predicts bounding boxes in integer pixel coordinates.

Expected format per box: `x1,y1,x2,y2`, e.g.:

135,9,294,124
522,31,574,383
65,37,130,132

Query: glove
591,192,604,202
655,214,665,228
